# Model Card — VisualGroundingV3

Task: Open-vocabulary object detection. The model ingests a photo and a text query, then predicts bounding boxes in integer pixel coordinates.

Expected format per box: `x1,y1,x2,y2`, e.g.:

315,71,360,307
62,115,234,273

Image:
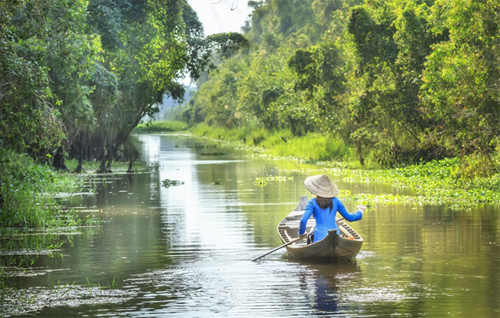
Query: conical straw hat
304,174,339,198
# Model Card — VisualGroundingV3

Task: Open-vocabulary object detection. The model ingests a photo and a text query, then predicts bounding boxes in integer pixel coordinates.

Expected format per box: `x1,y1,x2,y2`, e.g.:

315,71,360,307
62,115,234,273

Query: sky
187,0,254,35
178,1,254,85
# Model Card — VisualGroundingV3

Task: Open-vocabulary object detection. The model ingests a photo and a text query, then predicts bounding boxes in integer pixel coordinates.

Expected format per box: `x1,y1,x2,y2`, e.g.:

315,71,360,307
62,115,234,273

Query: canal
11,134,500,317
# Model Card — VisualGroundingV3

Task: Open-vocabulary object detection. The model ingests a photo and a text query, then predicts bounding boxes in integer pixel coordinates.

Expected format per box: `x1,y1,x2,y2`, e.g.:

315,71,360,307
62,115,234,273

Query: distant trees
185,0,500,167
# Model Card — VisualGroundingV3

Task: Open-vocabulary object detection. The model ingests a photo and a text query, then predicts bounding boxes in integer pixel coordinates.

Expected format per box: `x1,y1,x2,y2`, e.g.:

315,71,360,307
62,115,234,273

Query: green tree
343,0,450,166
421,0,500,155
46,0,99,170
0,0,66,154
86,0,248,172
186,0,499,168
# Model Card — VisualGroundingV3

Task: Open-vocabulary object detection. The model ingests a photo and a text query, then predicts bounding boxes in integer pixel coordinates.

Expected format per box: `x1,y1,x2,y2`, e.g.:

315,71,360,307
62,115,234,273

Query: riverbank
180,122,500,209
342,157,500,209
134,121,189,133
0,150,87,228
190,122,358,165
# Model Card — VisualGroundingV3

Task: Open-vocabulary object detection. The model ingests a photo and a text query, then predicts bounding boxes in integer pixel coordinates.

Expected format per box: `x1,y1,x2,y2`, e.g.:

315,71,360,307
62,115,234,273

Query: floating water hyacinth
254,178,268,186
254,176,294,186
255,176,293,182
160,179,185,188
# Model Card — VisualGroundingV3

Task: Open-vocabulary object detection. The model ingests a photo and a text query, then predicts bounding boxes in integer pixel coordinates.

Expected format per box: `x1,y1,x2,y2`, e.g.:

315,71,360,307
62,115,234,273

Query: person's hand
298,233,308,240
356,205,367,213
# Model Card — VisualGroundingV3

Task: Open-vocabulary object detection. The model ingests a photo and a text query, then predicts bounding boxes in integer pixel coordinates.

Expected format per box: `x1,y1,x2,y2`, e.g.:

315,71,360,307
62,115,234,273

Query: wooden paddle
251,237,301,262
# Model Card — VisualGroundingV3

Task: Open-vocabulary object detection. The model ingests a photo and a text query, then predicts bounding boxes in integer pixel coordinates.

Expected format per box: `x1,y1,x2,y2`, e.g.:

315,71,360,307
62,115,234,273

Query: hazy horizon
188,0,253,35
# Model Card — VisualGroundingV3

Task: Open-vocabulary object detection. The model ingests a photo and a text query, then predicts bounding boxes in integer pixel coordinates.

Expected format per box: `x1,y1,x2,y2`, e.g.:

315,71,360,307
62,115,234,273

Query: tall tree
421,0,500,155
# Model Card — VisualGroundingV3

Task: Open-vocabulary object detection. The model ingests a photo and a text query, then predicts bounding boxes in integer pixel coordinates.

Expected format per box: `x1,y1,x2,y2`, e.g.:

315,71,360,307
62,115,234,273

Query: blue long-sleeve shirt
298,197,362,243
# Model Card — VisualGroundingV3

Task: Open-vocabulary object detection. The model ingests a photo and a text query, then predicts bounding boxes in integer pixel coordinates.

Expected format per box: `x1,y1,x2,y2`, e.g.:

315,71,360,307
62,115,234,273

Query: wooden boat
277,196,363,261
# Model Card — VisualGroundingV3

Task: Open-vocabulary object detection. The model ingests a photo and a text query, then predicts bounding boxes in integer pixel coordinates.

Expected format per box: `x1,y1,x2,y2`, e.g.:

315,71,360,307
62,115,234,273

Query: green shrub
0,150,79,228
452,153,499,181
262,132,349,160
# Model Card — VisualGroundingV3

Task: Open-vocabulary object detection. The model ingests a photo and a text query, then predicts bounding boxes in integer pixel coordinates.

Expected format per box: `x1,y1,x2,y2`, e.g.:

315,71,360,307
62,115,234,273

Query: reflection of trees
53,171,169,285
183,138,309,247
358,204,499,317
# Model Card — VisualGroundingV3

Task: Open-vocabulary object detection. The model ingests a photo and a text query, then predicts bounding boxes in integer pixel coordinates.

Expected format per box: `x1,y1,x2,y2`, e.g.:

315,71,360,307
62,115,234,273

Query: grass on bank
0,150,86,228
1,147,155,228
134,120,189,133
190,123,359,164
0,149,140,311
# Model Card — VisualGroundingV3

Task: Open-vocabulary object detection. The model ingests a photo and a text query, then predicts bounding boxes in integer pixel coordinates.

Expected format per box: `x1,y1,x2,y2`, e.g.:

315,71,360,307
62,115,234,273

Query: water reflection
304,262,361,316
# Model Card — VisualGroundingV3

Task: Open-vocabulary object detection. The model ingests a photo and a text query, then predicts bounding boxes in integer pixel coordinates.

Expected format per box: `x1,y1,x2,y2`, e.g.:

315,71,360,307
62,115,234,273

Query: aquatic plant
0,284,136,317
200,151,229,156
0,233,77,311
254,176,294,187
341,158,500,209
107,276,117,290
160,179,185,188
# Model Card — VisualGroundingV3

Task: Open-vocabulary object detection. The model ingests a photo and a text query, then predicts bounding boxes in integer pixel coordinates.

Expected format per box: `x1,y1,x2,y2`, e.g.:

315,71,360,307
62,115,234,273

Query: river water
11,134,500,317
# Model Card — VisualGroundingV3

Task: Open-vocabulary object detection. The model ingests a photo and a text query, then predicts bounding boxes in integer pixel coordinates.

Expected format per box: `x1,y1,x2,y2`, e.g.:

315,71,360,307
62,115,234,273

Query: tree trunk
73,142,84,173
97,157,107,173
355,140,364,167
106,157,112,171
0,184,3,211
97,142,114,173
53,146,69,172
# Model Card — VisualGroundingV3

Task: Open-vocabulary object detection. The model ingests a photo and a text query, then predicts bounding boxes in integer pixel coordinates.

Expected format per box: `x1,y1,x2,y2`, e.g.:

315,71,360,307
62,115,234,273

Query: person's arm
337,200,364,221
298,200,314,236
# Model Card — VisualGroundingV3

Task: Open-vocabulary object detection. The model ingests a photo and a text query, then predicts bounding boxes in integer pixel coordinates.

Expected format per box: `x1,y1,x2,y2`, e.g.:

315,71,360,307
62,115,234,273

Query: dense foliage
0,0,247,226
183,0,500,172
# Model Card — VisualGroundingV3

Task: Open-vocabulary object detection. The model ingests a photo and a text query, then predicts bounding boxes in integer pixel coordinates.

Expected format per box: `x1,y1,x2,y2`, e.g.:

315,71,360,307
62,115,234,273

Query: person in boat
298,174,366,243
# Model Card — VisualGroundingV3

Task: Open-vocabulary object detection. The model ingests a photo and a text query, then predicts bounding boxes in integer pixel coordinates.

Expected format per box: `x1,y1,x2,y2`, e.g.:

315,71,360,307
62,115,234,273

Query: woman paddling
298,174,366,243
